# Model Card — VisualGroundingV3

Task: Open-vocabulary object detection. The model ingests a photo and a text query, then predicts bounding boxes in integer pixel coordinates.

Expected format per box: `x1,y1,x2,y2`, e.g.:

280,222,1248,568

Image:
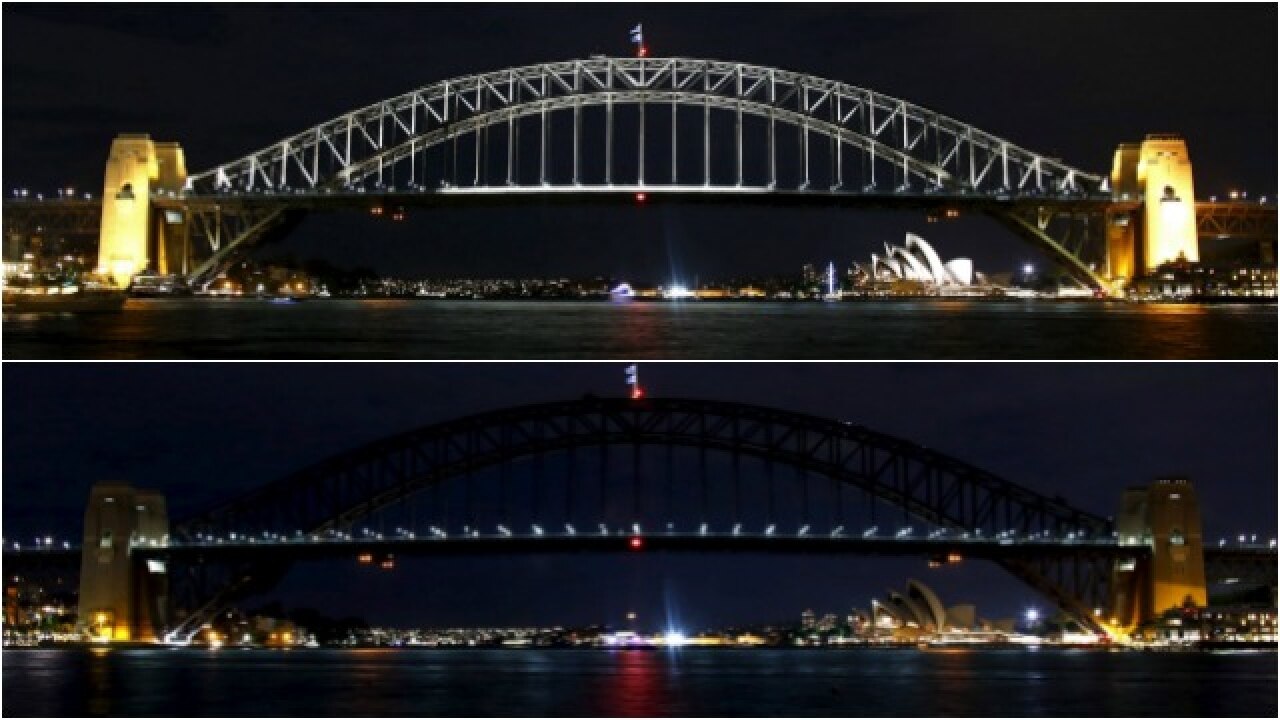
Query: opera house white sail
856,234,977,287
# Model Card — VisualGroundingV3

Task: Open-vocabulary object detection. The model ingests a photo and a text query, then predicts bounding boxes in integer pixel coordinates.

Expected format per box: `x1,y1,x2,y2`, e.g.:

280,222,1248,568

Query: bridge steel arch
168,396,1116,638
176,57,1111,287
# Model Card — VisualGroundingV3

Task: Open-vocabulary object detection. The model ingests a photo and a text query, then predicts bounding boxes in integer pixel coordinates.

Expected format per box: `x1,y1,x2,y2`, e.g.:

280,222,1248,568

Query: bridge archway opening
239,198,1066,292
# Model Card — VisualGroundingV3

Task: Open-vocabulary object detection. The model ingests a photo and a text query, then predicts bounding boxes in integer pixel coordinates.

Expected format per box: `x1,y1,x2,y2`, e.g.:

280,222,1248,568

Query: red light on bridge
635,192,646,203
629,536,644,550
630,385,645,400
637,45,649,58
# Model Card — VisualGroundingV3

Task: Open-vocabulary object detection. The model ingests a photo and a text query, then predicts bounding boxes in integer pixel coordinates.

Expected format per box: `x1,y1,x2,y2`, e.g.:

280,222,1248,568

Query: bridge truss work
160,396,1131,640
166,57,1113,286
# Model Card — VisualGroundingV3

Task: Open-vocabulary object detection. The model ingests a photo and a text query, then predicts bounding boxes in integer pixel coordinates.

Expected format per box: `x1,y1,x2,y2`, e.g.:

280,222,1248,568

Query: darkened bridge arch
166,396,1118,639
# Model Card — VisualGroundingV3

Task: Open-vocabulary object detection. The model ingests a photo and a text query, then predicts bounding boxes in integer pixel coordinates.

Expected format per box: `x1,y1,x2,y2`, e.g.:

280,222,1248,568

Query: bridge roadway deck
136,534,1144,562
148,187,1121,213
5,539,1274,564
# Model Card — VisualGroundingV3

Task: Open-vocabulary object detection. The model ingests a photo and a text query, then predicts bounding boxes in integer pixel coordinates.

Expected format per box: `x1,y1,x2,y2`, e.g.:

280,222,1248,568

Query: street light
1025,608,1040,630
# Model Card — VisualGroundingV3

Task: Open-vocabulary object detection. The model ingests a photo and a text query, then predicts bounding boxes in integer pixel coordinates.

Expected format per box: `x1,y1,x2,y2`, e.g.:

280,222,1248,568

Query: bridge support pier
1108,477,1207,631
1107,135,1199,286
96,134,187,286
77,482,170,642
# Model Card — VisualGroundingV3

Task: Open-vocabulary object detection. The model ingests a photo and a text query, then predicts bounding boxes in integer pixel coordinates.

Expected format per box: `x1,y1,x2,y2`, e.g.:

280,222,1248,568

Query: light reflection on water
2,647,1276,717
2,299,1275,359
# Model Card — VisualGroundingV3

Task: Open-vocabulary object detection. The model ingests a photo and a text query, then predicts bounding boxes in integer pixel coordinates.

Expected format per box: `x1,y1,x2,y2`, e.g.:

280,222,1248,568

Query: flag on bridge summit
625,364,645,399
629,24,643,45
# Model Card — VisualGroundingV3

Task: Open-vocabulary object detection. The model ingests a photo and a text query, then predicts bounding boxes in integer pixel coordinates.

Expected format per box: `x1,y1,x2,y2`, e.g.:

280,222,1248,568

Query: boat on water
128,273,192,297
3,278,127,314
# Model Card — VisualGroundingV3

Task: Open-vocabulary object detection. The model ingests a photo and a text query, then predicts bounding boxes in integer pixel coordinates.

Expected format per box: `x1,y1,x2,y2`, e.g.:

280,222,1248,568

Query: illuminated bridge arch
174,57,1111,288
187,58,1101,196
165,396,1118,639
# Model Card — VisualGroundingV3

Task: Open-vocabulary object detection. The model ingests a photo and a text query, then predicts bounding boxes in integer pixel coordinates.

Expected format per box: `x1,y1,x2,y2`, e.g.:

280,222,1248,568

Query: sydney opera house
853,233,980,290
867,579,984,639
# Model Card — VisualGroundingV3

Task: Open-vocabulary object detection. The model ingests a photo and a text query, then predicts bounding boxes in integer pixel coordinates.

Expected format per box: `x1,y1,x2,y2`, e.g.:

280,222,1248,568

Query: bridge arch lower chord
169,396,1116,637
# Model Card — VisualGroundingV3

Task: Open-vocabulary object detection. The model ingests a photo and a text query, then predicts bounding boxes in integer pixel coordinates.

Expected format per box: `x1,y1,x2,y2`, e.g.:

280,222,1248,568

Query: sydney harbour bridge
5,395,1275,645
3,57,1275,293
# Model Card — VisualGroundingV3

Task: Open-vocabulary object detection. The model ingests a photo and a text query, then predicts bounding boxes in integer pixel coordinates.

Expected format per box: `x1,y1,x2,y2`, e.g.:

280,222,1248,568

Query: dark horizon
3,3,1276,279
4,363,1275,629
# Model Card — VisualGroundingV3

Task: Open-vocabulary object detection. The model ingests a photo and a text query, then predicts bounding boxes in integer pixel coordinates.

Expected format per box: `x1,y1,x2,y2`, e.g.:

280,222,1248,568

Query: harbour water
2,647,1276,717
2,299,1275,359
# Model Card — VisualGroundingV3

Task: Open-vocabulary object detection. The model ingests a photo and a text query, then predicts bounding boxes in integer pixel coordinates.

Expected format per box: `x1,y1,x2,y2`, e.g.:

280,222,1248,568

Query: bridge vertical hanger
377,105,386,188
638,86,646,185
632,442,641,523
599,434,608,526
473,84,483,187
573,65,581,186
834,94,842,190
801,86,810,189
703,61,711,186
507,110,516,186
735,65,743,187
540,74,549,186
665,442,675,528
566,446,576,528
500,426,511,530
605,60,613,186
670,67,678,184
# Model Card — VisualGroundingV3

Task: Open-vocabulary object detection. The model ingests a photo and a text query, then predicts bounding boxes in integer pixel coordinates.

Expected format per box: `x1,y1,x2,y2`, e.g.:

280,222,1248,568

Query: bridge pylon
1108,477,1207,632
1106,135,1199,287
76,482,170,642
97,134,187,286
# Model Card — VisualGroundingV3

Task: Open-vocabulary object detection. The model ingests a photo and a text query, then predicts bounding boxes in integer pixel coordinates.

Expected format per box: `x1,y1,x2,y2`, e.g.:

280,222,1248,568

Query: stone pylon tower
1107,135,1198,284
77,482,169,642
1109,477,1208,629
97,134,187,286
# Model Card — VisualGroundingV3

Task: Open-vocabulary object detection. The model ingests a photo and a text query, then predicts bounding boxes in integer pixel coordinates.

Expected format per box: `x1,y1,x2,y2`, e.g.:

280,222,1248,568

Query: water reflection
600,650,676,717
3,299,1274,359
2,648,1276,717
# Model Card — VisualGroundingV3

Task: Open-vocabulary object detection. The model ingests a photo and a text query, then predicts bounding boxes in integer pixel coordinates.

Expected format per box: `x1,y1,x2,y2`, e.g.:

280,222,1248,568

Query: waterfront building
1143,603,1277,645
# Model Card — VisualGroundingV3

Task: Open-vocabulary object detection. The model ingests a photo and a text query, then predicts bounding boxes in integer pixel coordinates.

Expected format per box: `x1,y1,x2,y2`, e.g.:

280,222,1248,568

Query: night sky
3,4,1276,279
4,363,1275,629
